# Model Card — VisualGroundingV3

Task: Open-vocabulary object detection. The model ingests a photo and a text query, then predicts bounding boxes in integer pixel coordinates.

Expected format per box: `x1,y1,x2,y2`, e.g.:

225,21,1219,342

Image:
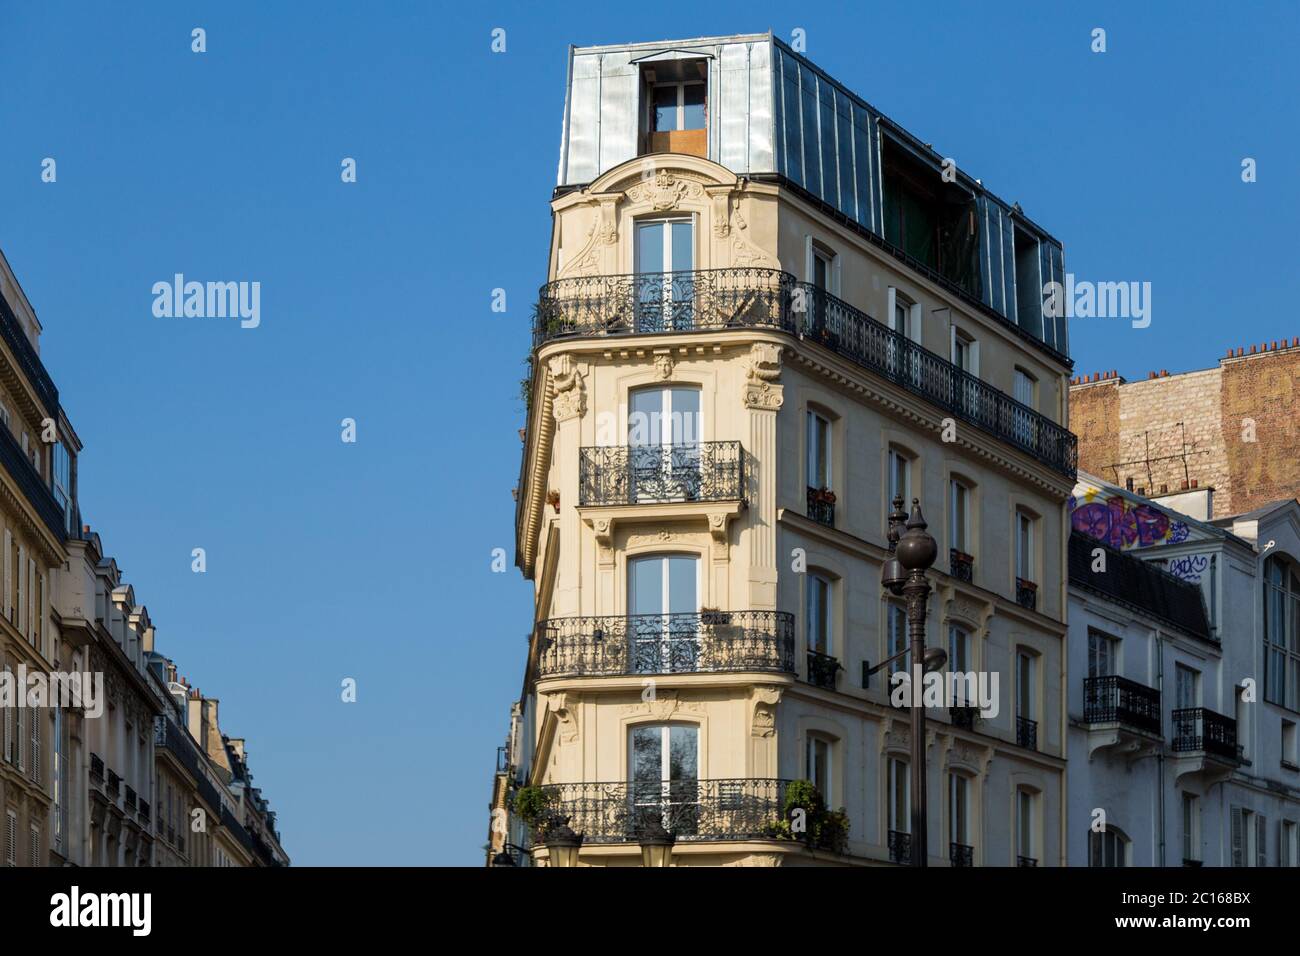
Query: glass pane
670,220,693,273
653,85,678,131
629,389,661,446
636,221,664,274
629,557,664,617
681,83,705,130
666,556,697,615
669,388,700,447
631,727,662,783
668,725,698,781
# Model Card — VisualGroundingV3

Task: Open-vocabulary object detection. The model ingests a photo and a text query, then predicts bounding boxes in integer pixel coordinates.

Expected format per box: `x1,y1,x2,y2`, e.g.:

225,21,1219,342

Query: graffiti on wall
1165,553,1210,583
1068,486,1191,551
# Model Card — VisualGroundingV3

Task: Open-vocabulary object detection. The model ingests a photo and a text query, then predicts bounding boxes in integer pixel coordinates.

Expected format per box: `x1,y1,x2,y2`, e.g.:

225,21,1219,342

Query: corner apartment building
1068,473,1300,865
497,33,1078,866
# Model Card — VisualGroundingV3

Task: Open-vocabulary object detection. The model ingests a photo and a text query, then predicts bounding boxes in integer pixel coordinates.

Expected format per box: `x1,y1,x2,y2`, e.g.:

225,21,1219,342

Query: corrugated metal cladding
558,35,1067,359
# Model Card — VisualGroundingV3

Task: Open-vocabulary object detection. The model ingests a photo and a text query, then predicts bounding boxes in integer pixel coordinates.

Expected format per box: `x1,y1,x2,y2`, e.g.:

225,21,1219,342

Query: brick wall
1069,342,1300,519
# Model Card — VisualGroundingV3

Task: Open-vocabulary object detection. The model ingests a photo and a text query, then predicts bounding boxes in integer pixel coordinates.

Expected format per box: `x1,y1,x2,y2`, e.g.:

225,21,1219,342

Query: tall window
1264,556,1300,709
1015,509,1035,583
1089,827,1128,867
628,386,702,502
806,734,832,798
628,554,699,673
53,441,72,533
1282,820,1297,868
1231,807,1266,867
634,219,694,332
1175,664,1199,710
949,773,970,848
1014,368,1036,408
630,724,699,830
1017,790,1037,863
889,757,910,834
948,625,970,674
1088,630,1117,678
888,447,912,505
1182,793,1200,864
52,706,65,855
949,479,970,554
806,411,831,491
1017,651,1036,722
806,574,832,656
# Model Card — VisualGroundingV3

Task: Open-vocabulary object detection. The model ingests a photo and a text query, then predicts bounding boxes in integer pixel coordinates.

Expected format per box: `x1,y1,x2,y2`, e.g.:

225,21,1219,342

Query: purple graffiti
1071,495,1190,550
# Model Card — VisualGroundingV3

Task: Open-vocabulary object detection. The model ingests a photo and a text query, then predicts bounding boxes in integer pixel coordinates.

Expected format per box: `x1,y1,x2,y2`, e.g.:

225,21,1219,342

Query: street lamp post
882,495,938,867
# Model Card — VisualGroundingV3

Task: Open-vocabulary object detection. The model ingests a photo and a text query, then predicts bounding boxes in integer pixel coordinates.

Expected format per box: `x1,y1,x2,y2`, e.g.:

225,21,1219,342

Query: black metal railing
89,753,104,783
534,268,1077,479
806,649,841,690
949,706,978,730
806,486,835,527
124,786,137,811
1017,855,1038,867
949,549,973,583
1171,707,1238,761
0,409,66,541
1017,716,1038,750
888,829,912,864
578,441,743,506
139,801,151,825
950,842,974,867
106,770,121,801
1015,578,1038,610
536,610,795,679
534,778,794,844
0,288,59,418
1083,675,1161,735
496,746,510,775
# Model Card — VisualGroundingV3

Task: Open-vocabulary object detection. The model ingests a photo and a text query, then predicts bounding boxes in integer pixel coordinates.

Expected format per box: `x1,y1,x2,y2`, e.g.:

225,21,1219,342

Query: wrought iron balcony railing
124,786,137,811
89,753,104,783
534,778,794,844
1171,707,1238,761
806,649,840,690
949,548,973,583
106,770,121,801
534,268,1077,479
0,404,67,541
1083,675,1161,735
0,287,59,419
579,441,743,506
1017,855,1038,867
1017,716,1038,750
1015,577,1038,610
536,610,795,679
806,486,835,526
950,842,974,867
139,800,151,826
888,829,912,864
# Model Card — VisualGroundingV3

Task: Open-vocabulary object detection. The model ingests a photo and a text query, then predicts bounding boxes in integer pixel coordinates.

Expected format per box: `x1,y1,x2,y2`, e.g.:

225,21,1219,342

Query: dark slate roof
1068,532,1212,641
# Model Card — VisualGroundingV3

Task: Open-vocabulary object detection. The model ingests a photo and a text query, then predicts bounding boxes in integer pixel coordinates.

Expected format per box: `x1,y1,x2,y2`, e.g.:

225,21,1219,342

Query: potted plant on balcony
810,488,836,506
699,606,732,626
763,779,850,854
513,785,565,838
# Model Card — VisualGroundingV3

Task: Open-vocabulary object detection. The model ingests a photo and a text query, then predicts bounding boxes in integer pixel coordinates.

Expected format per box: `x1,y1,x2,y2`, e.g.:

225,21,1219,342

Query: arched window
1089,826,1130,867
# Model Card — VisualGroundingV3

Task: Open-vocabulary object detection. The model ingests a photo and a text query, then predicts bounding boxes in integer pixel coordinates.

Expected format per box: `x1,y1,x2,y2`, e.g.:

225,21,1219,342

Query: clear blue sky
1,2,1295,865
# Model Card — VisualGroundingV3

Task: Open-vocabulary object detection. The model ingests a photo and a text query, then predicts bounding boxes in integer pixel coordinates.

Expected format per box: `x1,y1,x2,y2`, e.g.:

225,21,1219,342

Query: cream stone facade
496,35,1077,867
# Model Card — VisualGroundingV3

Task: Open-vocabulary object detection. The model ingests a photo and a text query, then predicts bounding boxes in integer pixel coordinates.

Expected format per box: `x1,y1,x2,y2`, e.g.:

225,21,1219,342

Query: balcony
1017,855,1038,867
124,786,137,812
0,287,59,418
1172,707,1238,762
579,442,743,506
534,268,1078,479
806,486,835,527
0,404,67,541
139,801,151,826
888,829,912,864
89,753,104,784
805,649,841,690
106,770,121,802
1082,675,1162,756
1015,578,1038,611
949,549,973,583
1016,716,1038,750
496,746,510,775
950,842,974,867
536,610,795,679
534,778,797,845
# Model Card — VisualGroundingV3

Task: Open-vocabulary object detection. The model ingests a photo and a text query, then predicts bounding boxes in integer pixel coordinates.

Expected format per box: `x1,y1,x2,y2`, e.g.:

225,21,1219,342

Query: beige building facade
498,35,1077,866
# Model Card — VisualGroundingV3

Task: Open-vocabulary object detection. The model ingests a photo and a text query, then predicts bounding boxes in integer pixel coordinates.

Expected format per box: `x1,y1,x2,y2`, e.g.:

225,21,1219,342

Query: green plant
512,785,552,828
765,779,849,853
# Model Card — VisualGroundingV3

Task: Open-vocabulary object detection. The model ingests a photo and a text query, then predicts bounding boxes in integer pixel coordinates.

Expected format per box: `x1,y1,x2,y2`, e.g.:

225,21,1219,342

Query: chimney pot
1191,479,1199,488
1181,479,1189,490
1160,484,1169,494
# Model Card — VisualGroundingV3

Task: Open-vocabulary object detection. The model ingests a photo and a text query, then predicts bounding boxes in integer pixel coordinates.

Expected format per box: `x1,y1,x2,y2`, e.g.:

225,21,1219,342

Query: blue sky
0,2,1295,865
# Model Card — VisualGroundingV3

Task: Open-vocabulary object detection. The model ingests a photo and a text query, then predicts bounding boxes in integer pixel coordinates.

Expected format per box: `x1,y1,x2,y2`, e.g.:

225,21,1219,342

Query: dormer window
640,59,708,158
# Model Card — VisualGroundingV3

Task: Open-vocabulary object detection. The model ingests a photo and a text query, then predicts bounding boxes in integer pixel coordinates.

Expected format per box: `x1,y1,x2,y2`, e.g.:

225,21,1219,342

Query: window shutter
1231,807,1243,867
4,812,15,866
30,709,40,784
2,673,10,762
908,302,922,344
803,235,814,283
1257,815,1268,868
29,826,38,867
14,697,23,772
27,558,35,644
3,528,10,620
886,287,898,332
16,544,25,634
